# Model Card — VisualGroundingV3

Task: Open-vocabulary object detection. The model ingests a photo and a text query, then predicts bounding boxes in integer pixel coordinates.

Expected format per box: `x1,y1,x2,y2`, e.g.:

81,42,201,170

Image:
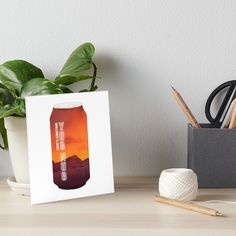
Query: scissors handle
205,80,236,125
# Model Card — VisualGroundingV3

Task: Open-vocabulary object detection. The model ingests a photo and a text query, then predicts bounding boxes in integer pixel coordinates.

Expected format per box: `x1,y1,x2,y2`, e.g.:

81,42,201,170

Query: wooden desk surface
0,176,236,236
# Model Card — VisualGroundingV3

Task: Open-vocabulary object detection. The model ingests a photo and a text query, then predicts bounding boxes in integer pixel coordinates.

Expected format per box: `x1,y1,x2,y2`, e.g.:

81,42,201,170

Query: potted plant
0,42,98,185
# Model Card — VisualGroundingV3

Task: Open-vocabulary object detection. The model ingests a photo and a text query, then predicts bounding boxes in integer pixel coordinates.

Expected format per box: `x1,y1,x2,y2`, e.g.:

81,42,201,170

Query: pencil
229,100,236,128
171,86,201,128
155,196,223,217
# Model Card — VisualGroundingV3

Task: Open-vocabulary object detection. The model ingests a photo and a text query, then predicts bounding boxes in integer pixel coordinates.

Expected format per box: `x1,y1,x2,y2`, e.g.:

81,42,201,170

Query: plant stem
90,62,97,91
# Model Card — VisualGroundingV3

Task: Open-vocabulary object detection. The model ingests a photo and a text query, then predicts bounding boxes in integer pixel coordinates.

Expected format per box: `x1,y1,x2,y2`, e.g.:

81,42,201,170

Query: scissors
205,80,236,127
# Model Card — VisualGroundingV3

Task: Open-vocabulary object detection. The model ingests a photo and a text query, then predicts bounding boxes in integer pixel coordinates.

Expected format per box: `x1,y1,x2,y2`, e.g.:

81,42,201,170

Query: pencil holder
187,123,236,187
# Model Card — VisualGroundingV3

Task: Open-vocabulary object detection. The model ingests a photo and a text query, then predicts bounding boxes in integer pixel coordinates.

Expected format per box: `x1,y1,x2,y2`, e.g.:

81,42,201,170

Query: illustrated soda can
50,102,90,189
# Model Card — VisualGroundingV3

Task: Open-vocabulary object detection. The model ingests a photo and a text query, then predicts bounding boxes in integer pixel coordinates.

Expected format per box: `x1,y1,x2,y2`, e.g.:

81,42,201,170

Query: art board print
25,91,114,204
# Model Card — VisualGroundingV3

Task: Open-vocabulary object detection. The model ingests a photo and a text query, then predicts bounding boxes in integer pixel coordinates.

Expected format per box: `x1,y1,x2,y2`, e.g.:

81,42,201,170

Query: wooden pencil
155,196,223,217
171,86,201,128
229,100,236,128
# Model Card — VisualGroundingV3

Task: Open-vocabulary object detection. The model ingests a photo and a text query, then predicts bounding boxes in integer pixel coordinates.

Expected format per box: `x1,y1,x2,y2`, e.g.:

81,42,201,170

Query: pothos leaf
54,75,94,86
20,78,63,98
0,103,24,149
59,42,95,76
0,104,24,119
59,87,73,93
0,118,8,149
0,60,44,95
0,83,14,107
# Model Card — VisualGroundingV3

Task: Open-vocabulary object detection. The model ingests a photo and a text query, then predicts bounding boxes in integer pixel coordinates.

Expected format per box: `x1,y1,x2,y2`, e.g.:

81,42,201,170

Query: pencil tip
216,212,223,216
171,86,176,91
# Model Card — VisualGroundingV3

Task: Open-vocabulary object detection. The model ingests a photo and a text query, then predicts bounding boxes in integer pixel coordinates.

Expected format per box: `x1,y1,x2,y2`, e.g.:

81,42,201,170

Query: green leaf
0,118,8,149
54,75,94,86
0,83,14,107
14,98,26,116
20,78,63,98
60,42,95,76
60,87,73,93
0,105,24,119
0,60,44,95
0,96,26,149
89,85,98,91
79,89,89,92
79,85,98,93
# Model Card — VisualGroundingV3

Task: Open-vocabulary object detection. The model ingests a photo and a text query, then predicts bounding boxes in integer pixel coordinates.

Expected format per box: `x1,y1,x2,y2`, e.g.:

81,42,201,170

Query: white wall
1,0,236,176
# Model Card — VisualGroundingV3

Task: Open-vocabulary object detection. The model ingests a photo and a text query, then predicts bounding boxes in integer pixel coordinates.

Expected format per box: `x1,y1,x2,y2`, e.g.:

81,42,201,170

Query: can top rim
53,102,83,109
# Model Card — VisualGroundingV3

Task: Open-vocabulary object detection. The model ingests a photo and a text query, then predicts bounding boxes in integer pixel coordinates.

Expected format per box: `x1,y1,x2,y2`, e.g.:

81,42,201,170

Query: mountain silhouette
52,155,90,190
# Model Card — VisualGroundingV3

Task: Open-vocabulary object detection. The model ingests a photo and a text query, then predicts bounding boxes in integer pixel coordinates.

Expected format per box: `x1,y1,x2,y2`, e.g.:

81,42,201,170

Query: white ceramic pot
4,117,29,184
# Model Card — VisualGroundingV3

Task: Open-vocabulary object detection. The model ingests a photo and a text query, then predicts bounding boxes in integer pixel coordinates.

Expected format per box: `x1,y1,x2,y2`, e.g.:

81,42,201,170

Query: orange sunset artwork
50,104,90,190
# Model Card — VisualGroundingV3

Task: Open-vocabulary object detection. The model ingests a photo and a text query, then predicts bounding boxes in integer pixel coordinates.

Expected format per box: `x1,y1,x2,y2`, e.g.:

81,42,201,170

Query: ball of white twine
159,168,198,201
